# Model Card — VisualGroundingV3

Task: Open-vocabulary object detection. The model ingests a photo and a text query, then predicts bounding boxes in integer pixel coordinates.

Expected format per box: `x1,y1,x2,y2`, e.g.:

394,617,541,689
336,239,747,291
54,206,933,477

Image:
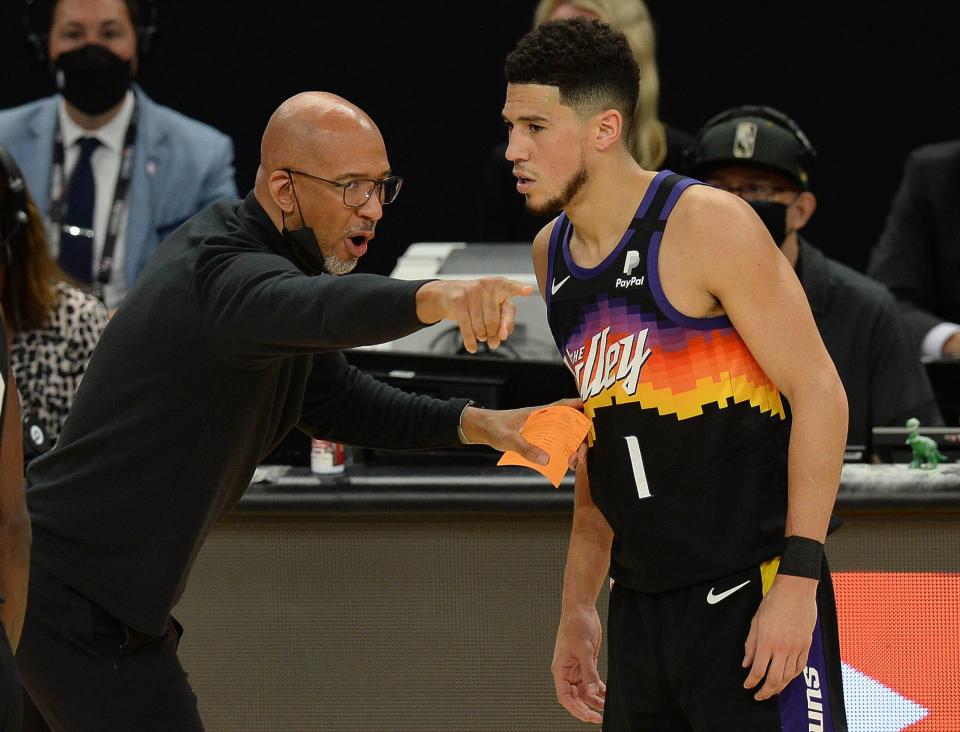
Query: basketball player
502,19,849,731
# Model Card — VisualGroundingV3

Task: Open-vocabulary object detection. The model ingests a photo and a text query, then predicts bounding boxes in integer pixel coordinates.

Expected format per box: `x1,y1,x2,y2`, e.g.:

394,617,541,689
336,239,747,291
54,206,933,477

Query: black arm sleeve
297,352,470,450
196,244,433,364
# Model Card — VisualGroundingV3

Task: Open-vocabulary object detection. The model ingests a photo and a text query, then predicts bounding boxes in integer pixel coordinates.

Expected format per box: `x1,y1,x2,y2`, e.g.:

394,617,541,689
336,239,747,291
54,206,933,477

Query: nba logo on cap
733,121,758,159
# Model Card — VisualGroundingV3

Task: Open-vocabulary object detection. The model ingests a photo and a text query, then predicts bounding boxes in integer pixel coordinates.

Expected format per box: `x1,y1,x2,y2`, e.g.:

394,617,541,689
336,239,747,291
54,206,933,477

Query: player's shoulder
673,181,754,226
670,182,766,253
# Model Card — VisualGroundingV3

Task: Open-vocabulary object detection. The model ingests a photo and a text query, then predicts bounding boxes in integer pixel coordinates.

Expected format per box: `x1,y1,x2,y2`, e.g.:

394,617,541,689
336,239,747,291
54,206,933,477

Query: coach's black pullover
26,192,469,635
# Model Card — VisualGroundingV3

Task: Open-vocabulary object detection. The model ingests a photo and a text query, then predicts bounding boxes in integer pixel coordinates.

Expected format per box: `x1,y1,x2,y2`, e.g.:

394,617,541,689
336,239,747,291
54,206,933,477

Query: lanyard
49,97,139,289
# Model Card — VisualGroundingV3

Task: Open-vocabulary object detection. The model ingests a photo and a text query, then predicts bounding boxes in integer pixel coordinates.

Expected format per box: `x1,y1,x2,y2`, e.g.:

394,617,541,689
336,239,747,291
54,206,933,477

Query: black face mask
747,199,789,248
282,225,327,275
281,173,327,275
54,45,132,115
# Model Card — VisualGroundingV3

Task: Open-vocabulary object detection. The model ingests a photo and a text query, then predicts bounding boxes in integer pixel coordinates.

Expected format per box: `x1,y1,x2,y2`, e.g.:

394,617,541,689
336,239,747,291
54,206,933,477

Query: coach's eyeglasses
284,168,403,208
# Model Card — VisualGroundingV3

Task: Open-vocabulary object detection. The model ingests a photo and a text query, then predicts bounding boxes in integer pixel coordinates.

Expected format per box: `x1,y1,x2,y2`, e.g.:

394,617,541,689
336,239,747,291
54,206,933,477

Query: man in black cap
687,106,942,449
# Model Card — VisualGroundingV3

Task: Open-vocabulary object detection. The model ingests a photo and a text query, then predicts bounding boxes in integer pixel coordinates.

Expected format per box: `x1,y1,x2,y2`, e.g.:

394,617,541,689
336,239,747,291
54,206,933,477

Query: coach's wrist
457,402,477,444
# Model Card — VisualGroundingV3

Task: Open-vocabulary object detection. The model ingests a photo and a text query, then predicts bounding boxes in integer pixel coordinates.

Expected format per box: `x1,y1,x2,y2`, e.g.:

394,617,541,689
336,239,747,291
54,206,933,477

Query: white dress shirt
922,321,960,358
56,91,134,309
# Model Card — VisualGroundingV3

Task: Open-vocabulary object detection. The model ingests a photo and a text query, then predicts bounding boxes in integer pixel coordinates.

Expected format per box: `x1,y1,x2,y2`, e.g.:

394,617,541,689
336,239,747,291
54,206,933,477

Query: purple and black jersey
546,170,792,592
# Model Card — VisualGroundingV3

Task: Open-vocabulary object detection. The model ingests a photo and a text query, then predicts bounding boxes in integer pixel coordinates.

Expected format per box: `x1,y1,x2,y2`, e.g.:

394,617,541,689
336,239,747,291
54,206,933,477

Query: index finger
498,278,534,297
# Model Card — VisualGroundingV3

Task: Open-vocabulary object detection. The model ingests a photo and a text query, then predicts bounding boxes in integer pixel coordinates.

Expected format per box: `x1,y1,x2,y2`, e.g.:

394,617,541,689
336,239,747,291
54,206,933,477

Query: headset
0,145,52,460
686,104,817,180
23,0,159,65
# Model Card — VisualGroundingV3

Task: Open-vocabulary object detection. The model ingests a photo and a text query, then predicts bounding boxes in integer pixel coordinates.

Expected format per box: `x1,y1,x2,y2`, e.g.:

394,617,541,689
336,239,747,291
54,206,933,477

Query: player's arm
0,359,30,651
694,192,846,548
676,189,847,701
533,220,613,608
551,458,611,725
533,220,606,722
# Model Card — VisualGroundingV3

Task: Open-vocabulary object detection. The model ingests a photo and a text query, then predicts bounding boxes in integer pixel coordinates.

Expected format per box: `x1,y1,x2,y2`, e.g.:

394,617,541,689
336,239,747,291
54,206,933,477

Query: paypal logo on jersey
616,250,645,289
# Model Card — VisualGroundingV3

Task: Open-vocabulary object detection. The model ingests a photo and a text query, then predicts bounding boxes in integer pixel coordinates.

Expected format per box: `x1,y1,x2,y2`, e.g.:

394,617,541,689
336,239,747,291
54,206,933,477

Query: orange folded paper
497,406,593,487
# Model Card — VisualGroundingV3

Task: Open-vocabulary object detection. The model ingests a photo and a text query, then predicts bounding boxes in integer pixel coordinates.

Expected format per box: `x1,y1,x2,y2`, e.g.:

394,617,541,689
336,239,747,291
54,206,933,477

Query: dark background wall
2,1,958,277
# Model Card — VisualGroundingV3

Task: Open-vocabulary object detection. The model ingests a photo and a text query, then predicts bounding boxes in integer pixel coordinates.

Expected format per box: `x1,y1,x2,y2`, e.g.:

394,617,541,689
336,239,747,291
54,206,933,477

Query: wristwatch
458,401,476,444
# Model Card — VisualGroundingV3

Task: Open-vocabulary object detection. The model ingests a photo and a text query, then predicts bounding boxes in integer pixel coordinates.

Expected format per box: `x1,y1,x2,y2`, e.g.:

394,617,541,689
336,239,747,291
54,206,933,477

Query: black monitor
343,350,577,466
344,349,576,409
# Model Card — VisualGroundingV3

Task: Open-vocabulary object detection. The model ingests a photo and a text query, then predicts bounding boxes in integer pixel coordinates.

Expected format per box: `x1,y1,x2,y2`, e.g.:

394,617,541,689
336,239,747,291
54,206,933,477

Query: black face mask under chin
747,199,789,248
281,174,327,275
54,44,132,116
282,221,327,275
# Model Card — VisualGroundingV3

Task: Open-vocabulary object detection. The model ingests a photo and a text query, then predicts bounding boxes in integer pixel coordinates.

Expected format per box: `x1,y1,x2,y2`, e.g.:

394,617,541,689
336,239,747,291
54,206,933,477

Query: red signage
834,572,960,731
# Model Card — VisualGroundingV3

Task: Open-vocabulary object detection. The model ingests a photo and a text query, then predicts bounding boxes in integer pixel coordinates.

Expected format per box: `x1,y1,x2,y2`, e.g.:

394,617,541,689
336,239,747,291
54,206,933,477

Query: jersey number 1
624,435,652,500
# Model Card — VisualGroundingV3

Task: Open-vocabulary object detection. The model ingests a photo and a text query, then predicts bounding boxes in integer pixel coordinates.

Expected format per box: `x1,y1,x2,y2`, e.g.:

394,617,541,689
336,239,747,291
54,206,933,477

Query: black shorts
603,558,848,732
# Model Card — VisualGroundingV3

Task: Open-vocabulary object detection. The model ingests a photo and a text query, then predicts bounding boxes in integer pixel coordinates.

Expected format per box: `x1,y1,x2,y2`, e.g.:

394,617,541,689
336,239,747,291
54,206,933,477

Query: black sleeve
195,244,433,364
297,351,470,450
867,150,942,348
867,292,943,428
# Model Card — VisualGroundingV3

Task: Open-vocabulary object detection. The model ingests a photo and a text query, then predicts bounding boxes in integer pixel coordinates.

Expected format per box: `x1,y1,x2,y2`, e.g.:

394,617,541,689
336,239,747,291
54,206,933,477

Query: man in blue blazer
0,0,237,309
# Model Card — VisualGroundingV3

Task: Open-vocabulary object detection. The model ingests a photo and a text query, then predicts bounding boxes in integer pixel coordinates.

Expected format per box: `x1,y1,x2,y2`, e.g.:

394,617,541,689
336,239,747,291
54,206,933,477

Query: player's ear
593,109,624,152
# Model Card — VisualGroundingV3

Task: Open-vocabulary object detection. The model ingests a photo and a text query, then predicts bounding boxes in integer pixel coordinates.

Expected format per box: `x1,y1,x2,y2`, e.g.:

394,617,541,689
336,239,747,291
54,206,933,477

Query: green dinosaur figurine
905,418,947,469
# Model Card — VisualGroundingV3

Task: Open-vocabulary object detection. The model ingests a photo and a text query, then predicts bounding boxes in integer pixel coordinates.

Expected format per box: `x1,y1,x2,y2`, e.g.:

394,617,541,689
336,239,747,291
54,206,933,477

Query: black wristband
778,536,824,580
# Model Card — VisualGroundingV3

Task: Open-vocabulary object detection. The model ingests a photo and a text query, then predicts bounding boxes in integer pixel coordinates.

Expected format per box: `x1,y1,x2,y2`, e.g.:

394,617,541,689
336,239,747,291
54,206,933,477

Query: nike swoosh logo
551,275,571,295
706,579,751,605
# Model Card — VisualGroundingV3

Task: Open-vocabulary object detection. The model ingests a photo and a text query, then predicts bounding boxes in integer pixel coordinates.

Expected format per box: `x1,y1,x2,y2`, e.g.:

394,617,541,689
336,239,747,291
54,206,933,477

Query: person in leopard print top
12,282,107,450
1,163,107,457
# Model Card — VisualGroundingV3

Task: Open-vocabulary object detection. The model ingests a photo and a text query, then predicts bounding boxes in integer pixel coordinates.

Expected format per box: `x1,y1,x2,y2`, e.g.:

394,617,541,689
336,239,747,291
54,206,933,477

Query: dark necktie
58,136,101,284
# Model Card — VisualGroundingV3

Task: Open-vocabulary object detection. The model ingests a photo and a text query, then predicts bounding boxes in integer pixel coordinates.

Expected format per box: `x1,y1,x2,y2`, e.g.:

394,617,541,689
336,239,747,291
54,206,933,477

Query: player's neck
564,158,652,264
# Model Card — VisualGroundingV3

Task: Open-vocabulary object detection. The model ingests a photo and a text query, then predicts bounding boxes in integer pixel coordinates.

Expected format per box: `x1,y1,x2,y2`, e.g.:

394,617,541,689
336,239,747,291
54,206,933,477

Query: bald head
254,91,393,265
258,92,383,178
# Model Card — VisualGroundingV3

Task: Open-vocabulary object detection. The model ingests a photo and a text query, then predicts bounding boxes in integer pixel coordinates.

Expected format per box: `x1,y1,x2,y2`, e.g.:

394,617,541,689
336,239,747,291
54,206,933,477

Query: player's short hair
505,18,640,131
